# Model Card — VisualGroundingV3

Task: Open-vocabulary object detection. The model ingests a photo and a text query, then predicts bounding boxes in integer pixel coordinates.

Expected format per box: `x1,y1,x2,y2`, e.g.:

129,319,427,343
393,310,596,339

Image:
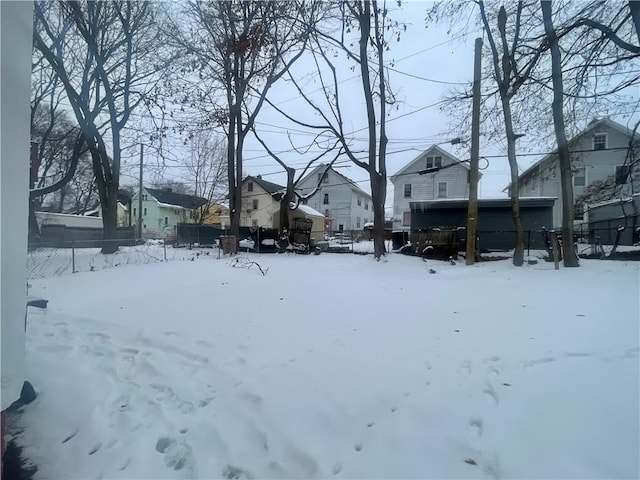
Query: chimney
256,174,262,180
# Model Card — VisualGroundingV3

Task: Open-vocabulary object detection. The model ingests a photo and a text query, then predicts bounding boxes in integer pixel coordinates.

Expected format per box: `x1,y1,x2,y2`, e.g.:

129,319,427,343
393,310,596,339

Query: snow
295,205,324,218
11,253,640,479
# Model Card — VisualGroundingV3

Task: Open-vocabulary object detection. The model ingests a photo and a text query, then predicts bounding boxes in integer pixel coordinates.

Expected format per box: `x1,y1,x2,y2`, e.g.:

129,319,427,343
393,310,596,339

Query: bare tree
542,0,579,267
264,0,400,259
169,1,326,246
33,1,168,253
181,131,228,224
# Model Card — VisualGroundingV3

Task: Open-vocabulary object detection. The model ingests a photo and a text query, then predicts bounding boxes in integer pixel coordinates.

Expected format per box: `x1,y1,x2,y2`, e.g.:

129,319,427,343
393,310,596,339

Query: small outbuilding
272,204,325,244
409,197,556,251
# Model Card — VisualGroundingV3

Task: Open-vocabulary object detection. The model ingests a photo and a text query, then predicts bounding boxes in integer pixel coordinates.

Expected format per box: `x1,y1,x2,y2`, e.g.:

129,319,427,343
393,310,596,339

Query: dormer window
593,134,607,151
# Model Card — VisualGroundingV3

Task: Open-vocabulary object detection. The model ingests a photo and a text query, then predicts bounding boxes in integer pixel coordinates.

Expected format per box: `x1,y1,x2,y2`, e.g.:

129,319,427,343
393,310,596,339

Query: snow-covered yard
12,253,640,479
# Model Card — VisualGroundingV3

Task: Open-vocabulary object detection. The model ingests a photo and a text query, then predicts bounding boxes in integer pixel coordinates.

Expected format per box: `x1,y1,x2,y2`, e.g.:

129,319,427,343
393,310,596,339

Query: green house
131,187,207,239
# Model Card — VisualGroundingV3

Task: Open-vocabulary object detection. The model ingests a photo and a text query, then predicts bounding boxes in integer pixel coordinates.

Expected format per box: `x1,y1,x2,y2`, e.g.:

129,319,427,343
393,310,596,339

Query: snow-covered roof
296,204,324,217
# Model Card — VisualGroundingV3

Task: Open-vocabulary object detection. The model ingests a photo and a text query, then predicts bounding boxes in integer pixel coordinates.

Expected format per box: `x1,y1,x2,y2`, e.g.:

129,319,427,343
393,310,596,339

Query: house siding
239,182,280,228
132,188,196,239
297,166,372,233
515,121,635,228
391,149,470,232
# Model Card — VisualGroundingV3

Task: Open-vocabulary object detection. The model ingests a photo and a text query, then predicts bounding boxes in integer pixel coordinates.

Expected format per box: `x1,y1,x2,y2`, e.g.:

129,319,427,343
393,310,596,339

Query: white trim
592,132,608,151
437,181,448,198
573,166,587,187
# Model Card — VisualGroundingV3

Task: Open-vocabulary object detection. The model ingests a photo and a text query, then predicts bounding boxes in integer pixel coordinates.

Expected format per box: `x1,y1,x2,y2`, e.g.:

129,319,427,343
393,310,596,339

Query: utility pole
138,143,144,240
466,37,483,266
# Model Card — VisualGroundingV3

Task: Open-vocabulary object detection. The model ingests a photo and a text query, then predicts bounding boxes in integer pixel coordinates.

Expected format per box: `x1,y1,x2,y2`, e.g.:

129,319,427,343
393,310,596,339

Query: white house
240,175,284,228
390,145,473,232
296,164,372,234
509,118,639,228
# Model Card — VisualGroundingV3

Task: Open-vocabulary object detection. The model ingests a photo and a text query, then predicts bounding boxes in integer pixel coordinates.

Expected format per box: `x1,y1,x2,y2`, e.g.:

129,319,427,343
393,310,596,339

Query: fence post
72,240,76,274
164,236,167,261
551,230,560,270
527,230,531,258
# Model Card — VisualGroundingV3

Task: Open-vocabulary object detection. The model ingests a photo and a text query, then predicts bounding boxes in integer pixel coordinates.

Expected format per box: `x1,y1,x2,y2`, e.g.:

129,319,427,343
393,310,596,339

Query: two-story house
510,118,639,228
240,175,284,228
296,164,372,234
131,187,207,238
390,145,473,232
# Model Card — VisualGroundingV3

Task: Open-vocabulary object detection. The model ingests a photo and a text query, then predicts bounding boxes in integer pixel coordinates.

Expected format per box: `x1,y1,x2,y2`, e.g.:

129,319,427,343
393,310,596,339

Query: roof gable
390,145,468,181
145,188,207,209
245,175,285,196
516,118,637,182
298,164,371,198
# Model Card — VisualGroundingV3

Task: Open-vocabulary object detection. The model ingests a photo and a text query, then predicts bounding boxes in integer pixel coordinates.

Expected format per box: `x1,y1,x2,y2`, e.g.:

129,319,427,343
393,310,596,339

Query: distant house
202,203,230,228
131,187,207,238
508,118,639,228
390,145,474,232
296,164,372,234
83,190,132,227
240,175,285,228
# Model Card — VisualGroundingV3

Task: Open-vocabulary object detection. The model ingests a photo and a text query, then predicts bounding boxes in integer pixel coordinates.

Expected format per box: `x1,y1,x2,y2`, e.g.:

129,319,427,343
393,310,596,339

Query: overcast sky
120,0,639,206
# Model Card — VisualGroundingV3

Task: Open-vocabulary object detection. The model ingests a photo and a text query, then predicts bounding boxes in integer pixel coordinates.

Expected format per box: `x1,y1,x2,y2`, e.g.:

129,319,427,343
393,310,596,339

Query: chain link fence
27,239,221,280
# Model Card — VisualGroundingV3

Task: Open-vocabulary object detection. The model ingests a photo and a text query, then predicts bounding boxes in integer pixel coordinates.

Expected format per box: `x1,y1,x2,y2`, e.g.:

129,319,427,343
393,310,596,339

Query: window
402,211,411,226
143,224,146,229
438,182,447,198
615,165,630,185
574,203,585,221
338,224,344,232
133,207,136,217
252,199,259,210
143,207,147,216
357,196,362,206
365,202,369,210
404,184,412,198
252,219,258,227
573,166,586,187
426,156,442,169
323,193,329,204
248,182,254,192
357,217,361,228
143,194,147,201
593,134,607,151
318,172,328,184
164,217,168,225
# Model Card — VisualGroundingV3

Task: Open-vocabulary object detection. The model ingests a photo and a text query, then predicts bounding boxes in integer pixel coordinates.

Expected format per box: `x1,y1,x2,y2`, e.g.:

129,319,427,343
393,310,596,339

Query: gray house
296,164,372,234
390,145,474,232
509,118,639,228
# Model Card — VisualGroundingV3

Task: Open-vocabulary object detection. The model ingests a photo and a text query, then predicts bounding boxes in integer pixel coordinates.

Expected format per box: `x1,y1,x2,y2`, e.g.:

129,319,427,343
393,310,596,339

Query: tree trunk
279,166,295,235
542,0,579,267
371,172,386,259
502,100,526,266
101,171,119,254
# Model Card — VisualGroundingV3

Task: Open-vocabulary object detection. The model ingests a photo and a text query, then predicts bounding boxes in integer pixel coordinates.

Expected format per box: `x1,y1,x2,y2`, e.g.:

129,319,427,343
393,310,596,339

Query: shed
272,204,325,243
410,197,556,251
587,195,640,245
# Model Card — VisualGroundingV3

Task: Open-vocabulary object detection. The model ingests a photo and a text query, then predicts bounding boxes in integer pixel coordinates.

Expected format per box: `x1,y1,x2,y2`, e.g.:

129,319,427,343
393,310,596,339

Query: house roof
390,145,470,181
145,187,207,209
508,118,637,189
245,175,285,195
300,164,371,198
410,197,557,210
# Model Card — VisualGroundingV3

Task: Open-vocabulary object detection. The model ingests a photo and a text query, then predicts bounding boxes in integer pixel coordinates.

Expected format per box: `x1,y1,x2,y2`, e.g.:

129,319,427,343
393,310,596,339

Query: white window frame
247,182,253,192
593,133,607,151
573,166,587,187
437,182,448,198
252,199,259,210
323,193,329,204
404,184,412,198
402,211,411,226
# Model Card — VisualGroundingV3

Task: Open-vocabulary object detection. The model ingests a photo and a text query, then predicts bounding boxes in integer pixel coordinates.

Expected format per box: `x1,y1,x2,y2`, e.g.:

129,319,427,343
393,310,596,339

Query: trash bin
219,235,237,255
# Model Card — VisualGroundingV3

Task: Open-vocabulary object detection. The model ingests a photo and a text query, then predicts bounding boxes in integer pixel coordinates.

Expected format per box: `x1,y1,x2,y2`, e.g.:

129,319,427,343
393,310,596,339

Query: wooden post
466,37,482,265
551,230,560,270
